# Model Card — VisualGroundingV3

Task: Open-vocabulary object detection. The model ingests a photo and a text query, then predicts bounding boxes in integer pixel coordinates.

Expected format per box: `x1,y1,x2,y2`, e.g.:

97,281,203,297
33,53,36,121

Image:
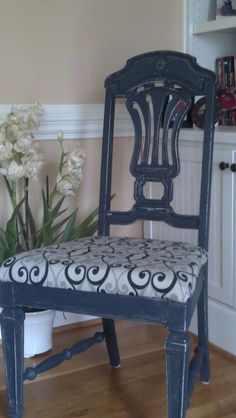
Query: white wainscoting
0,104,134,140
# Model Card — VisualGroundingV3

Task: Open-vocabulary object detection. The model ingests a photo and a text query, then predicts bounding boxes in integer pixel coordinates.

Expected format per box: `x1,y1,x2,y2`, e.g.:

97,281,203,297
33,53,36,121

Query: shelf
194,16,236,35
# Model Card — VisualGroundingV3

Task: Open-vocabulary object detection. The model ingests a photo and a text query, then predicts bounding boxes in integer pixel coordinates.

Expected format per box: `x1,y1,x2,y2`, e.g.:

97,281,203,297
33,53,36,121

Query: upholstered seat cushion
0,236,207,303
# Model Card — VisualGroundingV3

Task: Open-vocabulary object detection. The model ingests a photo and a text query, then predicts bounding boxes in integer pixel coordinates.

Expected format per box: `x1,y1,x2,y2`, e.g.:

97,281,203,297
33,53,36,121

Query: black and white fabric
0,236,208,303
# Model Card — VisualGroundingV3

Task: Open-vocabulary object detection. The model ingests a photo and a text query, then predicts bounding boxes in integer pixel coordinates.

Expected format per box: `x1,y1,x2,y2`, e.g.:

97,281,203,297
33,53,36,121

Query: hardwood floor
0,321,236,417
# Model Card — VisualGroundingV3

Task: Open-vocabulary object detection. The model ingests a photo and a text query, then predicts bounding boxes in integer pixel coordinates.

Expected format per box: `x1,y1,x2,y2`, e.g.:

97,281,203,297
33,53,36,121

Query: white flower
0,129,6,143
0,142,13,160
7,103,44,135
0,167,7,176
21,143,45,180
7,113,18,124
4,123,22,144
64,145,85,180
14,134,33,153
0,160,25,182
55,140,85,196
22,153,45,180
57,131,64,142
28,104,44,130
56,173,79,196
0,104,45,183
64,159,84,180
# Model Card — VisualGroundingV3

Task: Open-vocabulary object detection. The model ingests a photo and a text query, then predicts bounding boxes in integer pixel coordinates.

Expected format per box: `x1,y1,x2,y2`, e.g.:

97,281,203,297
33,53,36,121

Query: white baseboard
56,298,236,350
53,312,95,328
190,298,236,355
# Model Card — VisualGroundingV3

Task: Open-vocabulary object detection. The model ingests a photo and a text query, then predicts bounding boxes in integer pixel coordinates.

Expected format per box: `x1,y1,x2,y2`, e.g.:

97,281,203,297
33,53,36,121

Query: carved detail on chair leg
197,278,210,383
165,331,191,418
0,307,25,418
102,318,120,368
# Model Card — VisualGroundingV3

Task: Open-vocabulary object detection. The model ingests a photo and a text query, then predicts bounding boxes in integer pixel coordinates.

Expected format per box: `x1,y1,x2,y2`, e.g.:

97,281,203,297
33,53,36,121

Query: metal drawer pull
219,161,229,170
231,163,236,172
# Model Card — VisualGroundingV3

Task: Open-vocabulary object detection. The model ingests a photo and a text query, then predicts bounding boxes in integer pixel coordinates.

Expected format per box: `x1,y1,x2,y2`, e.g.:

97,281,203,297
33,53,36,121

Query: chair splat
127,86,192,209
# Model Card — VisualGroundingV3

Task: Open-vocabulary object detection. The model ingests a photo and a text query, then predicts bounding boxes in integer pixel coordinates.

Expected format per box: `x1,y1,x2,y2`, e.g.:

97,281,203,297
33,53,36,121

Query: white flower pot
0,309,56,358
24,309,56,358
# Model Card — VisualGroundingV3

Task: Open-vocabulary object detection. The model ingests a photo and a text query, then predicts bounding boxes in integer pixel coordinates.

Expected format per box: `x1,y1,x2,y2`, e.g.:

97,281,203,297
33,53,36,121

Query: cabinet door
208,148,235,305
144,144,235,306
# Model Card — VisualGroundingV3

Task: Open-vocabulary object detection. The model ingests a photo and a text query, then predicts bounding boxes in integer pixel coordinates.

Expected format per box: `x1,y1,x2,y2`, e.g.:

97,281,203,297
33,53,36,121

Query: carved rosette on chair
0,51,216,418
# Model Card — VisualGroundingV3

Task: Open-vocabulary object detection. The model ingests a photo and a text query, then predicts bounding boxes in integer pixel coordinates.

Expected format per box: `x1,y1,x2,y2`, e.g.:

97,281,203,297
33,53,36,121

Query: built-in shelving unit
194,16,236,34
182,0,236,138
183,0,236,71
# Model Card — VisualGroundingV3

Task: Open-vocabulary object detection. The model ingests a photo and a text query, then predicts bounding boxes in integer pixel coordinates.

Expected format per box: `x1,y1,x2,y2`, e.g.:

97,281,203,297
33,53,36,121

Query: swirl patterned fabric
0,237,208,303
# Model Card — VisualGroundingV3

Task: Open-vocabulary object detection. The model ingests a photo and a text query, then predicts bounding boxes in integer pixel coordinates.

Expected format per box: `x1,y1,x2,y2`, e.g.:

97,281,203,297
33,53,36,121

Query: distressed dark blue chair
0,51,216,418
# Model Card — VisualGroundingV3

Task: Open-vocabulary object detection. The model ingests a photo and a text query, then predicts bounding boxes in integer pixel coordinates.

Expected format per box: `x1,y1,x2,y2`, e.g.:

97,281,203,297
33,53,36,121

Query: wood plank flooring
0,321,236,417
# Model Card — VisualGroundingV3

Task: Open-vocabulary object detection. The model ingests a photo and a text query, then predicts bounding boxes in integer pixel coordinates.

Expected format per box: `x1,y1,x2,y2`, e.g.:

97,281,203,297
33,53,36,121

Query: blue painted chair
0,51,216,418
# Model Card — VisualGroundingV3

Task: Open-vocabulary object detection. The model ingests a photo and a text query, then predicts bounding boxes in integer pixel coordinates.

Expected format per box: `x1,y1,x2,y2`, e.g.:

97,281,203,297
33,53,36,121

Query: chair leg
197,279,210,383
0,307,25,418
165,330,191,418
102,318,120,368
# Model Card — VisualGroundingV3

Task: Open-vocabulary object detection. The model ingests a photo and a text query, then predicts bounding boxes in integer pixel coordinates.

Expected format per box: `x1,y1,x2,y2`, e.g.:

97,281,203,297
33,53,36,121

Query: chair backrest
98,51,217,250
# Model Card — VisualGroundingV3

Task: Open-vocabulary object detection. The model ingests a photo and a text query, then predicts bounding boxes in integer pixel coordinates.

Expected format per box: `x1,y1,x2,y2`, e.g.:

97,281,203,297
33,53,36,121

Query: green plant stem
11,181,16,210
3,176,15,207
58,137,66,171
4,176,28,250
44,137,66,210
46,175,50,205
46,176,57,210
24,178,30,250
10,181,19,248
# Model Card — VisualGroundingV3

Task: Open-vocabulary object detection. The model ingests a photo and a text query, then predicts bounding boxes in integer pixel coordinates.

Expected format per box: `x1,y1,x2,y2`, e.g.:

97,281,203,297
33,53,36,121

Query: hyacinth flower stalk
38,130,96,247
0,103,45,257
0,104,98,262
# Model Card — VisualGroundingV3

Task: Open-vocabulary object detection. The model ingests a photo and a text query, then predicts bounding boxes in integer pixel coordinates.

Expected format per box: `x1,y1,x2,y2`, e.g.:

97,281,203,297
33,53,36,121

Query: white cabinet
173,0,236,354
144,135,236,354
208,147,235,306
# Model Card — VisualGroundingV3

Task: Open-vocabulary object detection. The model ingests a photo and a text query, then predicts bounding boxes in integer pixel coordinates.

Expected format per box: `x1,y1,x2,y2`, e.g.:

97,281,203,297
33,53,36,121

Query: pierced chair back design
0,51,216,418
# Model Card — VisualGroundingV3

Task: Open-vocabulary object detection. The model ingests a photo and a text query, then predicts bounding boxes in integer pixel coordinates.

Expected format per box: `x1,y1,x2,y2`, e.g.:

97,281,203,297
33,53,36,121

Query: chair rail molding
0,104,134,140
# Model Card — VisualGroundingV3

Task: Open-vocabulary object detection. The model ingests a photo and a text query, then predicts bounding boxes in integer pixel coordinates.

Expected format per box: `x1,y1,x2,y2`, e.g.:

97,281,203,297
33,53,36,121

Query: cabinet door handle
219,162,229,170
231,163,236,172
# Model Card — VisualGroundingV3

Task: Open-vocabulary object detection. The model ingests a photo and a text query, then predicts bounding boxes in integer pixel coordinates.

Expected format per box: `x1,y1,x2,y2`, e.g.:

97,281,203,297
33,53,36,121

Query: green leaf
40,190,71,246
3,176,15,205
6,221,17,255
42,189,50,223
78,206,99,228
86,220,98,236
41,190,53,246
4,179,28,247
51,213,76,235
50,196,65,219
74,206,99,238
5,198,25,255
59,209,78,242
26,205,38,248
0,235,8,262
78,220,98,238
